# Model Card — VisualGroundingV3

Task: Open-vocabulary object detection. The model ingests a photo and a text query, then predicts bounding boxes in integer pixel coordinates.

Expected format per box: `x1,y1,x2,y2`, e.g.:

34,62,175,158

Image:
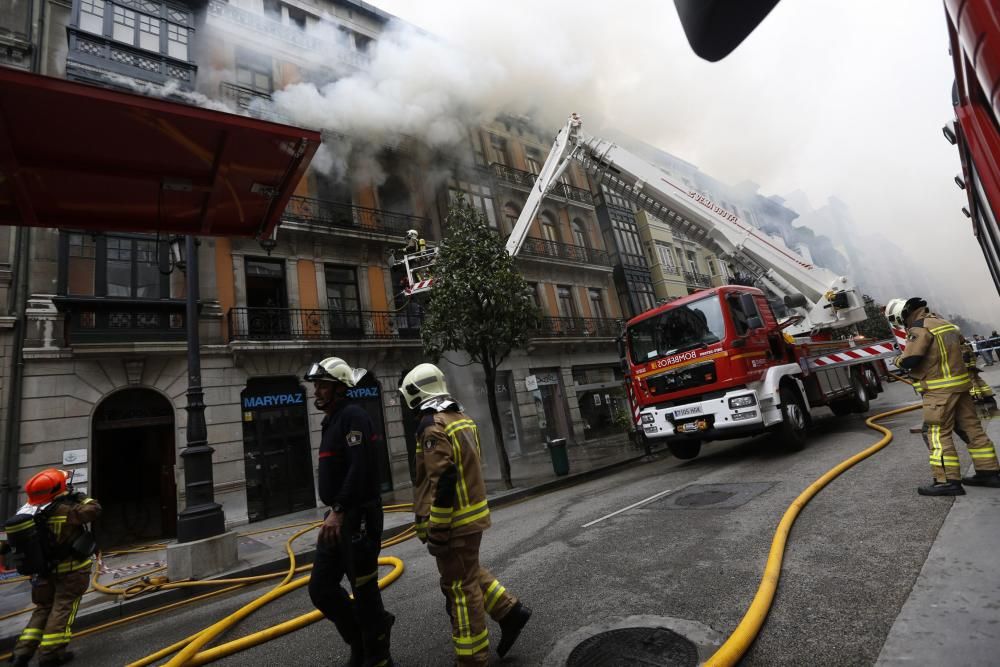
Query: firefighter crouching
400,363,532,666
2,469,100,666
304,357,394,667
886,297,1000,495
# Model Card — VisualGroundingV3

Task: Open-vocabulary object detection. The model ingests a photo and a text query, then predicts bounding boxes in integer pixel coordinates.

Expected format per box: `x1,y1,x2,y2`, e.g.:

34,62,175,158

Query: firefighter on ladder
399,363,532,665
6,469,100,666
886,297,1000,495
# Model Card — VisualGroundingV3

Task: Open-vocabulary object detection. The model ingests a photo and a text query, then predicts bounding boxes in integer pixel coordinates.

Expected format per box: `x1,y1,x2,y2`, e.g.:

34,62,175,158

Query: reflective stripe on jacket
413,410,491,537
900,311,971,394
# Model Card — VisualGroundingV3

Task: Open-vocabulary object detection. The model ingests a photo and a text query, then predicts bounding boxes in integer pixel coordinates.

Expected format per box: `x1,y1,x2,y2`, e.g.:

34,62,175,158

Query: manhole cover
675,490,735,507
566,627,698,666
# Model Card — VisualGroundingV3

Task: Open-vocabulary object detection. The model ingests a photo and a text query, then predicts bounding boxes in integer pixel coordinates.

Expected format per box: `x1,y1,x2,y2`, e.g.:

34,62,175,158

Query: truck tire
668,440,702,460
776,384,808,451
849,370,870,413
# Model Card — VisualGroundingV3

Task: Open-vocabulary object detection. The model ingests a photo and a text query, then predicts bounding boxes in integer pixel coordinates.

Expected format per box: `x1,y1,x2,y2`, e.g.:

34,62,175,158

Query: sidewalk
0,435,645,651
876,366,1000,665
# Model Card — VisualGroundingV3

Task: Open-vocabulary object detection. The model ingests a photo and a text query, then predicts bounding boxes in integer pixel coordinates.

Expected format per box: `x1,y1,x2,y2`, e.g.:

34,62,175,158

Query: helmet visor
305,363,333,383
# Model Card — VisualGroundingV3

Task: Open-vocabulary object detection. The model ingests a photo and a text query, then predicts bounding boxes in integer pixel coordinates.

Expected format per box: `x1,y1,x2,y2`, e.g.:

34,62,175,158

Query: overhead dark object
673,0,781,62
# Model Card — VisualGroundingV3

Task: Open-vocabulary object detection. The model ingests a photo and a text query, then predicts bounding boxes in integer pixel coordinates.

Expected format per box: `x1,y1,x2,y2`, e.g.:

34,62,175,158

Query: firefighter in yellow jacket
400,363,531,665
7,469,100,666
887,297,1000,495
961,337,998,410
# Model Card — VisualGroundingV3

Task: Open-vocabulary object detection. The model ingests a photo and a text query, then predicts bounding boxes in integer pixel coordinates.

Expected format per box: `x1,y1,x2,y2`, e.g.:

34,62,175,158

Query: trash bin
547,438,569,476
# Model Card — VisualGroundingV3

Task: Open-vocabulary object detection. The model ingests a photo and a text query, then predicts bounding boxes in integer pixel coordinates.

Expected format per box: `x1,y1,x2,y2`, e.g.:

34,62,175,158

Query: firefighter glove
427,532,450,558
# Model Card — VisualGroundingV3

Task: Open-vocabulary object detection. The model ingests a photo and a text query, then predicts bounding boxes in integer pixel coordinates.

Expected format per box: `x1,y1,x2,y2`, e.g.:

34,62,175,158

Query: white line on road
581,488,673,528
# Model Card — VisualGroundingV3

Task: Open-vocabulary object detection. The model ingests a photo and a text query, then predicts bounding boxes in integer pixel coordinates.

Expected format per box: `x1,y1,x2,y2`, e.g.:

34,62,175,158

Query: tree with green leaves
420,195,541,489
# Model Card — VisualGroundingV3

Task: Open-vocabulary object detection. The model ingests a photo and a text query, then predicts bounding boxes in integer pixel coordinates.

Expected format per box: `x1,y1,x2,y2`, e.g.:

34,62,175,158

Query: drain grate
650,482,775,510
566,627,698,666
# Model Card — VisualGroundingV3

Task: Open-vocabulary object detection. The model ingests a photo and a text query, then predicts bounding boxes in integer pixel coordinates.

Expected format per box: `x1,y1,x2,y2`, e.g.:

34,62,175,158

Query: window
263,0,282,20
167,22,188,60
655,243,675,269
540,212,560,243
67,234,96,297
588,288,606,319
80,0,105,35
686,251,698,274
138,13,160,51
468,129,487,167
112,5,135,44
571,220,588,247
354,32,372,52
556,285,577,318
106,236,160,298
707,258,717,276
503,202,520,235
326,265,361,331
526,282,541,309
525,147,542,175
490,134,510,165
236,52,273,93
449,179,497,229
728,292,762,336
286,4,307,29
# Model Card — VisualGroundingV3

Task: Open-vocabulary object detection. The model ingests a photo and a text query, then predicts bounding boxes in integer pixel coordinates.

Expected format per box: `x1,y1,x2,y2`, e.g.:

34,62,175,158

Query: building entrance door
92,388,176,548
242,376,316,522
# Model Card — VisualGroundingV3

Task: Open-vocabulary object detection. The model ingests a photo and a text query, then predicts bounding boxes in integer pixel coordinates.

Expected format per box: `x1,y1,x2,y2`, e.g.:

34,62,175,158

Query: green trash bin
547,438,569,476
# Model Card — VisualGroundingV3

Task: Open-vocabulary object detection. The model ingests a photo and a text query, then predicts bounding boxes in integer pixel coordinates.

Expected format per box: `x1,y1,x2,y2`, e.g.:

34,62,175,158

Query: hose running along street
704,402,922,667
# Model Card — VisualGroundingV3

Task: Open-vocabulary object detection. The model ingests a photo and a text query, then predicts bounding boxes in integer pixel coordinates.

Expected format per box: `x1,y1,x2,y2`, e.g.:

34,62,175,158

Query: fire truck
504,115,897,460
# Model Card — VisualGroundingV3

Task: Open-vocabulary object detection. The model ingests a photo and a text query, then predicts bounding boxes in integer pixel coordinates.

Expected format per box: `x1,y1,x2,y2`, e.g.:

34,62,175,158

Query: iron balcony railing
54,297,188,345
220,82,273,113
519,237,611,267
489,163,595,206
228,307,423,342
684,270,712,288
532,316,620,338
283,197,431,239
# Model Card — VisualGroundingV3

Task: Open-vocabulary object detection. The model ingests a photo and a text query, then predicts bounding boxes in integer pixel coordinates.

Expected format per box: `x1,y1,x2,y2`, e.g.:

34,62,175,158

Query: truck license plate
673,405,702,418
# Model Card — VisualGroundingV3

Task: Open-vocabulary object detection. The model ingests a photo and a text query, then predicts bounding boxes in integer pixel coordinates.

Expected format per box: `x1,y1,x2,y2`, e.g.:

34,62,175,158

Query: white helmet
884,298,907,326
399,363,449,410
304,357,366,387
406,229,419,240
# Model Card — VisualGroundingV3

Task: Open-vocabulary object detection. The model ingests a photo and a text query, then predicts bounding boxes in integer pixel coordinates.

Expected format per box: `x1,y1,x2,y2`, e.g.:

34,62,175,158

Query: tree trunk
483,363,513,489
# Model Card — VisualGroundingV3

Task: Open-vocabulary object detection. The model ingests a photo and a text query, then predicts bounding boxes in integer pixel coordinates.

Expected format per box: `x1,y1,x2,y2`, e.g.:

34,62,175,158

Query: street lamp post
175,234,225,542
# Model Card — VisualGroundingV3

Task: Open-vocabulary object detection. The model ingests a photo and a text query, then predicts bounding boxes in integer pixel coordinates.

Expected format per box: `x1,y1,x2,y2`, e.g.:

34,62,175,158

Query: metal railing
219,82,272,113
519,237,611,267
228,307,423,341
283,197,431,239
683,270,712,288
489,163,595,206
532,316,620,338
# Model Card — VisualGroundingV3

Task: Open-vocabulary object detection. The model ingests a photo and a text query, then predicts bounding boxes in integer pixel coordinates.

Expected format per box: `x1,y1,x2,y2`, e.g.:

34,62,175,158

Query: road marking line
582,488,673,528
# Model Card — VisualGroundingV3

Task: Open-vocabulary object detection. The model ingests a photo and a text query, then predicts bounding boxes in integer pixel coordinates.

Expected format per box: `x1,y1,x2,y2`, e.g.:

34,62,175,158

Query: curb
0,449,657,650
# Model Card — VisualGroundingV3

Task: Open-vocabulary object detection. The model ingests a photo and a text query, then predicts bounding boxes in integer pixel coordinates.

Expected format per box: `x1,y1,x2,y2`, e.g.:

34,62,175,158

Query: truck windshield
628,295,727,364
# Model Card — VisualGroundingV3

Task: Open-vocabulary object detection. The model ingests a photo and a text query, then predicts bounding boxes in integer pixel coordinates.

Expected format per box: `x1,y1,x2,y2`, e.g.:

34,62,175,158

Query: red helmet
25,468,69,506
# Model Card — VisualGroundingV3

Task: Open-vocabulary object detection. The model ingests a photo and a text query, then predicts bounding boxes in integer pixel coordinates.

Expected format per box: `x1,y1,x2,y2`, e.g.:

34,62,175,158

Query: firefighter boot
962,471,1000,488
917,480,966,496
362,612,394,667
497,602,532,658
38,651,74,666
8,655,31,667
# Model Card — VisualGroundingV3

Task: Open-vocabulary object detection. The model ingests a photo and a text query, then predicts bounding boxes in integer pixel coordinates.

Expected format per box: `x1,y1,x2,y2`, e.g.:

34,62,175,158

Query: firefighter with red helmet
400,363,532,666
5,469,100,666
887,297,1000,495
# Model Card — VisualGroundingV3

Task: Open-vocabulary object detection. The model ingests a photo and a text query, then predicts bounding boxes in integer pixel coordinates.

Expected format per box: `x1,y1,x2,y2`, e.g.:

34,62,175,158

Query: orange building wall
297,259,319,310
543,283,559,317
215,237,235,342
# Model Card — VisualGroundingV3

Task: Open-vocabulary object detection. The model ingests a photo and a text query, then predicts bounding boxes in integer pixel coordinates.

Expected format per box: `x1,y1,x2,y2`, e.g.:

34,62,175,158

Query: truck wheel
776,385,807,451
849,371,870,413
830,401,853,417
668,440,702,460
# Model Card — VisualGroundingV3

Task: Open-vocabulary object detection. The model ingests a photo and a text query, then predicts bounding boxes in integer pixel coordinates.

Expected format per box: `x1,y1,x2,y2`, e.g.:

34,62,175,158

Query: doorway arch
92,388,177,547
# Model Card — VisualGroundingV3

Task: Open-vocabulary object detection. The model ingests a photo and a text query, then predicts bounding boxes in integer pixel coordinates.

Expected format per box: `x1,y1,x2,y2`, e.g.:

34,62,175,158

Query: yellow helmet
304,357,366,387
399,363,449,410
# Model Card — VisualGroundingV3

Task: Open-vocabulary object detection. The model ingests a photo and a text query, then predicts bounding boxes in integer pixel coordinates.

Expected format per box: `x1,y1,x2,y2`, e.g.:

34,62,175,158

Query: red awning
0,67,320,238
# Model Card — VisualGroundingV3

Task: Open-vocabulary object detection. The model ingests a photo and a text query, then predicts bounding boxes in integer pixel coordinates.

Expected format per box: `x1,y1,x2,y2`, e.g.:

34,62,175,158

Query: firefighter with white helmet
399,363,531,665
4,469,100,666
304,357,394,667
404,229,425,255
886,298,1000,495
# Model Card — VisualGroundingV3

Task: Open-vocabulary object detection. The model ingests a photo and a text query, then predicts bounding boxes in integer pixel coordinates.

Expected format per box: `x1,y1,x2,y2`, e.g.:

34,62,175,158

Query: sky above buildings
353,0,998,324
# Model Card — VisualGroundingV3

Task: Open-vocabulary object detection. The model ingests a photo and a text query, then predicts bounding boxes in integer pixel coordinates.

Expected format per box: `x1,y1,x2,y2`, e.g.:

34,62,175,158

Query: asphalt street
65,380,958,666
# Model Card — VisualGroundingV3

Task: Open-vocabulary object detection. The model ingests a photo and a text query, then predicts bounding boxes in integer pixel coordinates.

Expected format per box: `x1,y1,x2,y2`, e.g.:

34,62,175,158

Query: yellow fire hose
704,402,921,666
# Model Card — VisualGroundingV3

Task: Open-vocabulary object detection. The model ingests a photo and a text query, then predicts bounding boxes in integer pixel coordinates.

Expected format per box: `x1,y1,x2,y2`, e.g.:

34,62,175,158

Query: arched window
540,211,560,243
503,202,521,235
571,219,588,247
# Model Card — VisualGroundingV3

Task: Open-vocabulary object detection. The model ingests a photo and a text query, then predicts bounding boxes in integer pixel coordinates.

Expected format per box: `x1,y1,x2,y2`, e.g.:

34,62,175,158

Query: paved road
67,381,956,666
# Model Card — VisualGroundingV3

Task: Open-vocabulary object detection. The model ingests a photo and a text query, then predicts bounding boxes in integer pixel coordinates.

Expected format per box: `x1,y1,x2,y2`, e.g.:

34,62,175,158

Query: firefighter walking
305,357,394,667
400,363,531,666
887,298,1000,495
5,469,100,666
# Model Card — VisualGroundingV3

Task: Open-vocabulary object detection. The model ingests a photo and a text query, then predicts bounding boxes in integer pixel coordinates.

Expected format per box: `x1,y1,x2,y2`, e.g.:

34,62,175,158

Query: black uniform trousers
308,500,387,652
